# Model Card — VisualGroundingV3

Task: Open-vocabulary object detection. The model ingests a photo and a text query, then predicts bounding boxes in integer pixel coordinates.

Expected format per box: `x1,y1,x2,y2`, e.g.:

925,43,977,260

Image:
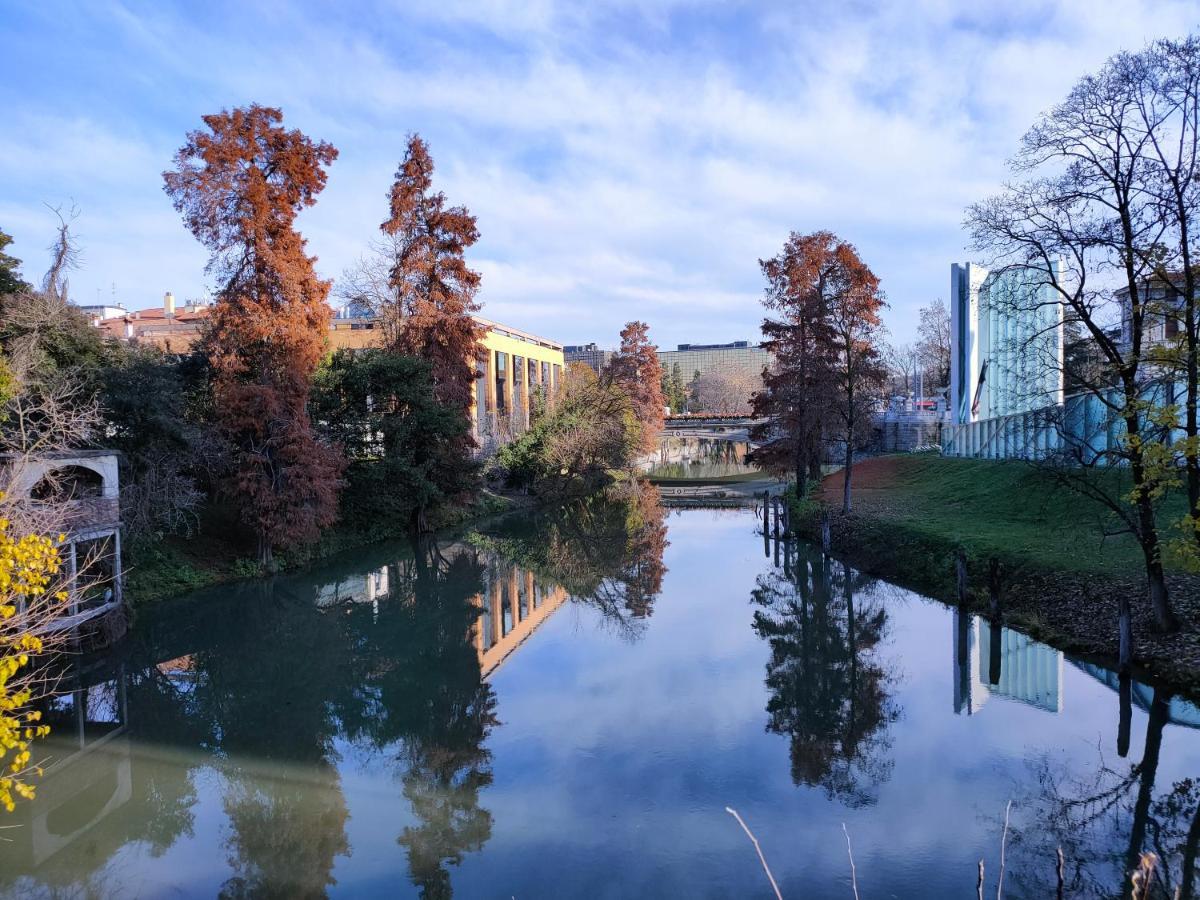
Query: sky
1,1,1198,350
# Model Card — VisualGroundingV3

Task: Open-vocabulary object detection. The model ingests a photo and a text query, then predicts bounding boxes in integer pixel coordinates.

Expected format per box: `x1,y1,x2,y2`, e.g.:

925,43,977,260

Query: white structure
0,450,123,629
950,262,1064,426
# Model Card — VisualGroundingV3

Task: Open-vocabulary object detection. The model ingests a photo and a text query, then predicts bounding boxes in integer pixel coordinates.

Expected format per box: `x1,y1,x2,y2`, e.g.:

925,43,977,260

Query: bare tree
690,369,758,415
915,299,951,390
966,44,1183,631
882,341,919,398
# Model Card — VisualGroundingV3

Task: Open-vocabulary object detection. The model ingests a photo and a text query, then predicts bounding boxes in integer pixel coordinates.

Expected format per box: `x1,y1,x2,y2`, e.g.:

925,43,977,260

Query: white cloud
2,0,1198,344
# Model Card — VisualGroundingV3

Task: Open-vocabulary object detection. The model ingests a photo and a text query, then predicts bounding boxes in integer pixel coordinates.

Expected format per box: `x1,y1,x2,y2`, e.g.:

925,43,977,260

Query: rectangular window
513,355,524,385
542,361,550,384
552,364,562,388
495,352,508,413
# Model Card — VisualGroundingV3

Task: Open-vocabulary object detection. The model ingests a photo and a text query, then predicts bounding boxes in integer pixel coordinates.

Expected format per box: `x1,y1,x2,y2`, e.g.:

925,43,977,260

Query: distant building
92,292,212,353
657,340,770,385
564,343,614,374
950,262,1064,425
1116,271,1191,353
91,296,563,451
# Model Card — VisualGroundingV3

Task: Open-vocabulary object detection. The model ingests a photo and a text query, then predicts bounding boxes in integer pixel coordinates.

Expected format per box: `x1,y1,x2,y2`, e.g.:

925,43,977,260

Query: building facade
91,296,563,450
950,262,1064,425
657,341,770,384
564,343,614,374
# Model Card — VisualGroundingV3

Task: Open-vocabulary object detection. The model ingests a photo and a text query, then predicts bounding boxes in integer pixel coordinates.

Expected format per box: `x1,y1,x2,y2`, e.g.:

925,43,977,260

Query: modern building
950,262,1064,425
1116,271,1191,353
564,343,614,374
657,340,770,385
90,294,564,450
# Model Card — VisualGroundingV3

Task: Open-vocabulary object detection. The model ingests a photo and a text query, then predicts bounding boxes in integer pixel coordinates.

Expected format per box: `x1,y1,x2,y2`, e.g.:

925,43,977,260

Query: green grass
825,454,1189,578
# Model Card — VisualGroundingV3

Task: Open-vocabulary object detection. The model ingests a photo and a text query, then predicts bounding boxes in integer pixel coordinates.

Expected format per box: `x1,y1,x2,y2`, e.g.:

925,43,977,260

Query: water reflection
953,611,1063,715
472,482,669,637
1006,684,1200,899
7,509,1200,898
2,486,669,898
643,436,757,480
752,543,898,806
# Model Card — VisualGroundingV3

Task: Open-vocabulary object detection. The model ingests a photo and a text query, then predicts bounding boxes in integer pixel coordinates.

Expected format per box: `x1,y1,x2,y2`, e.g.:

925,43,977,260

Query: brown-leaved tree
164,104,343,566
606,321,665,454
380,135,485,418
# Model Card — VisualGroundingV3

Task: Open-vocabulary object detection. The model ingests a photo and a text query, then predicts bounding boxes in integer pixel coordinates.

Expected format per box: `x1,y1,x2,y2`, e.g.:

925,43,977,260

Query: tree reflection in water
472,480,669,638
1009,685,1200,899
751,544,897,806
335,538,498,900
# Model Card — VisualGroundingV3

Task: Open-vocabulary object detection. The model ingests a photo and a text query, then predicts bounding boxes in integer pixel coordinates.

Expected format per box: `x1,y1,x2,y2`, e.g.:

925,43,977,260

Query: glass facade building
657,341,770,385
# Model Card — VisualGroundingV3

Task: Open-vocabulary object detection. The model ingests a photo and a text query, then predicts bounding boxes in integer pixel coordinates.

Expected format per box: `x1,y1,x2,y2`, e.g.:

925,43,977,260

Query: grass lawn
819,454,1190,578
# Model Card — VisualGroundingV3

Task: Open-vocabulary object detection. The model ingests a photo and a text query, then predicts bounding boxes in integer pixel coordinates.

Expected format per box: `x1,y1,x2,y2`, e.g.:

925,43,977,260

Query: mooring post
1118,592,1133,676
955,549,968,606
988,557,1003,621
772,497,780,540
820,509,831,555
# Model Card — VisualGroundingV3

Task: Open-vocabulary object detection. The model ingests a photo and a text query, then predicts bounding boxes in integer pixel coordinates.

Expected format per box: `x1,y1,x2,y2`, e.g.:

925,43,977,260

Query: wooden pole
955,549,968,605
988,557,1002,621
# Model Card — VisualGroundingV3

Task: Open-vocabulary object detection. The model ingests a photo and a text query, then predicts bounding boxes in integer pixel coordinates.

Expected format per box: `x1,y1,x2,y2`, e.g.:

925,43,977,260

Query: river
2,489,1199,899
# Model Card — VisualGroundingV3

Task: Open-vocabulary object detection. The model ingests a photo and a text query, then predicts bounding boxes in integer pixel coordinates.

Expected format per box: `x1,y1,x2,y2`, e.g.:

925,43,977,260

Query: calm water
3,493,1200,899
642,436,758,480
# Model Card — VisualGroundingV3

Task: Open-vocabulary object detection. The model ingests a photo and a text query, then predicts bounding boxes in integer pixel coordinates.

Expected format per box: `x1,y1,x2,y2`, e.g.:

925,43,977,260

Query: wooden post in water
988,557,1003,621
771,497,780,540
955,550,968,606
820,509,831,555
1118,591,1133,675
761,493,770,558
1118,673,1132,758
780,496,790,535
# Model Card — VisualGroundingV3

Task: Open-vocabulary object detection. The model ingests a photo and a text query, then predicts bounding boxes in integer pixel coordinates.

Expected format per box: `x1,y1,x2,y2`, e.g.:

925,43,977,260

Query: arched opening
31,465,105,502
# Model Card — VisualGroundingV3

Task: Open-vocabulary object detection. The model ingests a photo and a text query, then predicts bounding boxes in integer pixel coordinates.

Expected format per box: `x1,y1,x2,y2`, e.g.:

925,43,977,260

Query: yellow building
329,313,564,448
94,294,564,450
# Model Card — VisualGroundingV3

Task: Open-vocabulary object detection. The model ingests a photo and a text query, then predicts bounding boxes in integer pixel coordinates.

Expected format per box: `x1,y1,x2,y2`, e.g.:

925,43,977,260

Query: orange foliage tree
606,321,665,454
381,135,485,419
164,104,344,565
752,231,866,495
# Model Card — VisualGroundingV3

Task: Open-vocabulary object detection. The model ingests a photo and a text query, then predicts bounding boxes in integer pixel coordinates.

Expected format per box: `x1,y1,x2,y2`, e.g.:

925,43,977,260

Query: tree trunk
842,430,853,514
1181,788,1200,900
1124,688,1171,894
1130,440,1179,632
257,533,273,569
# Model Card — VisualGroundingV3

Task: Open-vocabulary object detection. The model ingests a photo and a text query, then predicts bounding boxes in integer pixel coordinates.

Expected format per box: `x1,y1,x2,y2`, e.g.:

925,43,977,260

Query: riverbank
795,455,1200,695
123,489,520,605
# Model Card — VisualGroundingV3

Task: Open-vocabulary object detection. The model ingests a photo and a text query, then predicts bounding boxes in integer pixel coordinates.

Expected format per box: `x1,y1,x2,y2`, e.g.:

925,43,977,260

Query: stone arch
31,464,106,502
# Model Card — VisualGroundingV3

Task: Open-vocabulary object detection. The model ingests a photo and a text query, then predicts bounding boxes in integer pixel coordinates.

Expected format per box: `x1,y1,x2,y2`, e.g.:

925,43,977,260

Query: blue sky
2,1,1197,348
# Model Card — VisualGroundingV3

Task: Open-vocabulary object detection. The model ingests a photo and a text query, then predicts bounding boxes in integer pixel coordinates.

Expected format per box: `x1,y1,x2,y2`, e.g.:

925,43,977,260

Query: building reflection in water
0,537,586,898
473,558,569,680
952,610,1063,715
4,666,131,874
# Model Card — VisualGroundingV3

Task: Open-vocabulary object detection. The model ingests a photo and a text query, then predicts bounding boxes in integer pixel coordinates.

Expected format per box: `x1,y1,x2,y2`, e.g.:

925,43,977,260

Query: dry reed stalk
997,799,1012,900
842,823,859,900
725,807,783,900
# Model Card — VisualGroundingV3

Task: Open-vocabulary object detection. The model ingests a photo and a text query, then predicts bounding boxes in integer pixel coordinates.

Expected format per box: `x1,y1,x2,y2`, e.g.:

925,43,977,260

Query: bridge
663,415,764,441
